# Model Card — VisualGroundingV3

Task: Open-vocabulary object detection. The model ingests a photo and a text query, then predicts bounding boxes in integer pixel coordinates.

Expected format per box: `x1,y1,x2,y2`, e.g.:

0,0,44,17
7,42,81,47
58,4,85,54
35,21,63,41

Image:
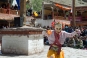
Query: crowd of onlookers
43,25,87,49
63,25,87,49
0,3,18,14
63,35,87,49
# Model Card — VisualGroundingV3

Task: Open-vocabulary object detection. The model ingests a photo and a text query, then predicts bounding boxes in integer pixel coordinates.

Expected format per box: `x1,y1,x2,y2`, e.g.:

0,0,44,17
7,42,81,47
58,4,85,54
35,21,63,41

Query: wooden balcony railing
54,16,65,19
0,8,20,15
54,16,69,20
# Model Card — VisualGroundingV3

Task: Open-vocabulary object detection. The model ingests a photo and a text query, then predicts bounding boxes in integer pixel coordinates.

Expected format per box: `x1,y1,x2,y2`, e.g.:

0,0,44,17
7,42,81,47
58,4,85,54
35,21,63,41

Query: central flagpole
20,0,26,26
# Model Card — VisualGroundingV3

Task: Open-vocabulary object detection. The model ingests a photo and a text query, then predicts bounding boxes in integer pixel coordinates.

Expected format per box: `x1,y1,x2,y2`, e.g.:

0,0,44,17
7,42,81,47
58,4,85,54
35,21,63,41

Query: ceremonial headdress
55,22,62,28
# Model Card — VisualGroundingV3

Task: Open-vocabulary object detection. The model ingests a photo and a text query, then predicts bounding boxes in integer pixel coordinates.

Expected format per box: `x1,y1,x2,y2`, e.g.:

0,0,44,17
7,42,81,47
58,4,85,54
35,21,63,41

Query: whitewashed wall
1,34,44,55
35,19,53,27
28,35,44,55
35,19,70,27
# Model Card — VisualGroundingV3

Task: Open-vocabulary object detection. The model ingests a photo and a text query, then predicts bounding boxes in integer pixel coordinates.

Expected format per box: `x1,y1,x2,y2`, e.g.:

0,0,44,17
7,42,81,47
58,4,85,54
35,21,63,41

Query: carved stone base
1,35,44,55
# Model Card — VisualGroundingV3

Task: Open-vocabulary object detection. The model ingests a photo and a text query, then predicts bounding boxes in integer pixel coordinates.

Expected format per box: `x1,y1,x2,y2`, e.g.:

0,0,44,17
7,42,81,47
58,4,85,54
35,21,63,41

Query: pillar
42,1,44,20
63,10,66,19
57,8,59,16
8,21,11,28
20,0,26,25
51,6,54,19
71,0,76,27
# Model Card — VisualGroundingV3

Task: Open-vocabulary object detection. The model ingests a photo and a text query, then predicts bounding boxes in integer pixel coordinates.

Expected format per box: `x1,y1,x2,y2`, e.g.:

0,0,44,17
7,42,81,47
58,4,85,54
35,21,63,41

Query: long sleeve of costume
46,30,78,45
64,31,77,38
46,30,55,44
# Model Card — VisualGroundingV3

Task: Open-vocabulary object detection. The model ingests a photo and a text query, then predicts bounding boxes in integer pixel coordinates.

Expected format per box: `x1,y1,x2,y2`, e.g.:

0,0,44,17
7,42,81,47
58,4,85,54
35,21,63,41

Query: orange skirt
47,50,64,58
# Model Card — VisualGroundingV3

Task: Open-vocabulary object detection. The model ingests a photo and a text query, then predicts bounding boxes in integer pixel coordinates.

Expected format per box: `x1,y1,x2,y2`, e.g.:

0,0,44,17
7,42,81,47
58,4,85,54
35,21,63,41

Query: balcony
0,8,20,21
69,16,87,21
0,8,20,15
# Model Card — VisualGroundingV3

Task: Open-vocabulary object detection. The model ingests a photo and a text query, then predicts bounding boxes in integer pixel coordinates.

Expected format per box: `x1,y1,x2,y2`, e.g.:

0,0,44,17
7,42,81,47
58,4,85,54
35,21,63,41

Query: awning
55,3,71,10
0,13,19,21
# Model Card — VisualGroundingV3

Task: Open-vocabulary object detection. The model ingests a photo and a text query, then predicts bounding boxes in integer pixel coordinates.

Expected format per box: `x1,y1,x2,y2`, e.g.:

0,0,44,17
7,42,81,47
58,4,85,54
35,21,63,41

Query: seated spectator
11,6,14,10
74,35,83,49
64,25,69,32
28,8,32,16
42,30,49,45
82,36,87,48
78,38,83,49
67,37,75,48
80,28,87,36
3,26,6,29
63,37,69,47
43,26,46,29
44,35,49,45
84,29,87,36
1,3,6,9
6,3,10,14
14,4,18,10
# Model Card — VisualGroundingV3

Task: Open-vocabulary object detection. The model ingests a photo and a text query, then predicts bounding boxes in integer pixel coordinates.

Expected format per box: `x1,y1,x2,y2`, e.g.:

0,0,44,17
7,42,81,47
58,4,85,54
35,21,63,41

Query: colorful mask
55,23,62,33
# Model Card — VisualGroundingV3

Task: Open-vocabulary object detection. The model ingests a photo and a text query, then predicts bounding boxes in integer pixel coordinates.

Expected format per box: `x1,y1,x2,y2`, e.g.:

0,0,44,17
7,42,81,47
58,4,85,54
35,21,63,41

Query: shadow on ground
0,50,28,57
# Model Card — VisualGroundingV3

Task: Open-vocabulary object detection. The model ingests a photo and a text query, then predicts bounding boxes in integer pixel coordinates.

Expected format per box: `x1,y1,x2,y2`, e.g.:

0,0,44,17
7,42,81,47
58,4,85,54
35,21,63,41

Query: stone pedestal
0,26,44,55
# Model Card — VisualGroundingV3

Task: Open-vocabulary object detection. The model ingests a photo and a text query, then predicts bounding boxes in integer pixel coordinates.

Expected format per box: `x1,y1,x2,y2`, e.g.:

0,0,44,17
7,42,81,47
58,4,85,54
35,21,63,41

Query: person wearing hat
44,22,80,58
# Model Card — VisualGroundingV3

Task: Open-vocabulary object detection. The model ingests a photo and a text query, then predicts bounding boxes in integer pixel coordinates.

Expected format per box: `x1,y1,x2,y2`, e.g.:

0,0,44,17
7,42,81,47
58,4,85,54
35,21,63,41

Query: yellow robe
47,50,64,58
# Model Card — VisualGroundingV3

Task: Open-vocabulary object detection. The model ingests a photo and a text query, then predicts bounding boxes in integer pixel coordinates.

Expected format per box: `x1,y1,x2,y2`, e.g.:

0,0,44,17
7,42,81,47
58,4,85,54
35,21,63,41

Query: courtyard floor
0,45,87,58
